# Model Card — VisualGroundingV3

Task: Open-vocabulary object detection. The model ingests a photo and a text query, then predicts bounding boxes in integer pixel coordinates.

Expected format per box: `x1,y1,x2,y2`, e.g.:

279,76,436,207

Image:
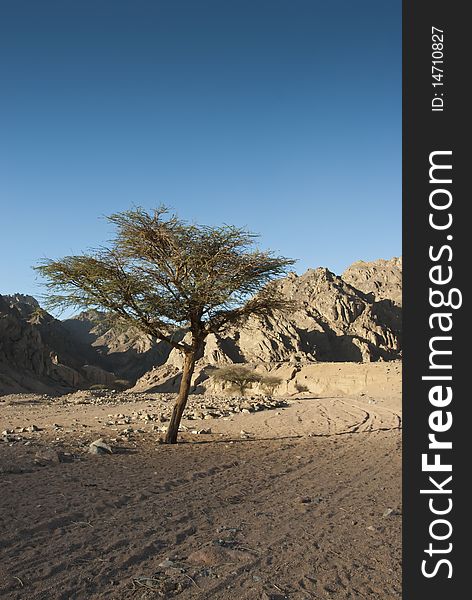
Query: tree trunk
165,349,198,444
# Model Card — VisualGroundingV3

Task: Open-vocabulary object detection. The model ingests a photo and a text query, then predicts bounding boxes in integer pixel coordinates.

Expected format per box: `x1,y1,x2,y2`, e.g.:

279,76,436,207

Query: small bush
261,375,282,395
211,365,263,395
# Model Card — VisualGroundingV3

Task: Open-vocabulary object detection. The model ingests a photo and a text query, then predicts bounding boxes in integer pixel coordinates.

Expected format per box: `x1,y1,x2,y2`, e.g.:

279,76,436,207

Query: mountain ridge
0,257,402,395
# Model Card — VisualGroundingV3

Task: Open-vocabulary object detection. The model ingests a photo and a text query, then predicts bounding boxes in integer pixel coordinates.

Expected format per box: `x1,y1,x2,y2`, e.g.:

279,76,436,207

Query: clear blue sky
0,0,401,308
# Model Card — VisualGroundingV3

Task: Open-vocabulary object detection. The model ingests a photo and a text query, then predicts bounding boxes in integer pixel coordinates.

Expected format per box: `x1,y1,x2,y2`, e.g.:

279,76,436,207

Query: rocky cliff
1,258,402,395
342,257,402,306
0,295,115,394
133,260,402,392
62,311,173,382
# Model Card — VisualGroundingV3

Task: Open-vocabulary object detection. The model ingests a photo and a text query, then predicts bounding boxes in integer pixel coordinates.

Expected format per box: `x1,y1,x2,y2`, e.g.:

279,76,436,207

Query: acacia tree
36,207,294,443
210,365,264,395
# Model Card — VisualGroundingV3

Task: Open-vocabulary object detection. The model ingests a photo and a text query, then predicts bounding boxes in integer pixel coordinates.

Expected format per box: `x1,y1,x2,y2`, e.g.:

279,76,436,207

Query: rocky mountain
0,258,402,395
231,266,400,363
61,311,173,382
0,294,53,394
342,257,402,306
134,261,402,392
0,295,115,394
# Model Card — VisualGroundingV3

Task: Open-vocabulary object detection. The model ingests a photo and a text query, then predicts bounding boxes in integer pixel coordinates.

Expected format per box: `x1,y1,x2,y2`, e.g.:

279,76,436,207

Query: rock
2,433,22,443
88,438,112,455
158,559,176,568
343,257,402,306
34,449,61,465
130,259,402,394
0,294,117,395
82,364,116,386
153,425,168,433
1,257,401,396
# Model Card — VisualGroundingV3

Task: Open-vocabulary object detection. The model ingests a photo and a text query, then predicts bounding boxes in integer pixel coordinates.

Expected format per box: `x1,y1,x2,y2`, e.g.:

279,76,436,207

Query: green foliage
261,375,282,394
35,206,295,350
35,206,295,443
210,365,263,395
211,366,282,395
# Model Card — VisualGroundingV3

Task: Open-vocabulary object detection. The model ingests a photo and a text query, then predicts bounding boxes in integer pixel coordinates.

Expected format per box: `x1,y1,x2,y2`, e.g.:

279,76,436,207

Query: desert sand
0,362,401,600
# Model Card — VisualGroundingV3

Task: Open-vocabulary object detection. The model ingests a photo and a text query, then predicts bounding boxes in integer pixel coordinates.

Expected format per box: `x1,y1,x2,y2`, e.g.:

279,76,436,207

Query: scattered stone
158,559,176,568
88,438,112,455
34,449,61,466
153,425,168,433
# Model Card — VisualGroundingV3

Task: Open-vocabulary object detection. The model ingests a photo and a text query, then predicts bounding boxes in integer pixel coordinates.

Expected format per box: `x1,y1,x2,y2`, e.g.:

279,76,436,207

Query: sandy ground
0,369,401,599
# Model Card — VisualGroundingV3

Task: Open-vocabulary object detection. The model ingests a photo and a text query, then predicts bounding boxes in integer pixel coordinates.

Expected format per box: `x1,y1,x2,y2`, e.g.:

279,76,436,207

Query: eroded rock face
208,266,401,365
0,295,116,394
159,265,401,371
0,295,52,393
62,312,173,382
1,257,402,395
133,260,402,392
342,257,402,306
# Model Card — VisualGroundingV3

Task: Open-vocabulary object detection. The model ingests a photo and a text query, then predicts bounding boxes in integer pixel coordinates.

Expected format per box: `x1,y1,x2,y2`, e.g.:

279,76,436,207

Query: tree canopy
36,206,295,442
37,207,294,348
